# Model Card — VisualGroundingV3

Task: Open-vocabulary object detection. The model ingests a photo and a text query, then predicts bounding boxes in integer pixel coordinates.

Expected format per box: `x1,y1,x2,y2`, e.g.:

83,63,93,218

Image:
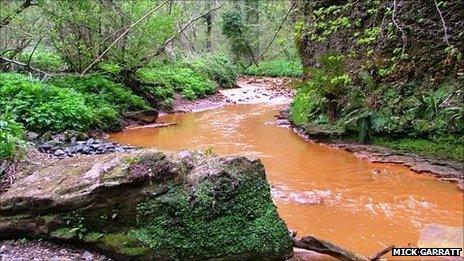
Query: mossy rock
0,150,292,260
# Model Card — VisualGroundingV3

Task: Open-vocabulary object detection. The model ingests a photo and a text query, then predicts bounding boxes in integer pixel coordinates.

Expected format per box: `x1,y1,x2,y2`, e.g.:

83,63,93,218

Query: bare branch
433,0,451,46
141,4,222,64
26,38,42,66
80,1,169,76
0,0,35,30
255,2,295,62
1,56,51,77
292,233,394,261
392,0,407,56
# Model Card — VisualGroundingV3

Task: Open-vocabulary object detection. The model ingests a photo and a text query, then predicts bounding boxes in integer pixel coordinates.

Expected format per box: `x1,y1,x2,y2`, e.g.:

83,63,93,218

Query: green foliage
245,59,303,77
291,86,325,125
44,0,179,71
186,54,239,88
47,75,149,132
0,73,149,133
18,48,65,72
291,53,351,124
0,113,26,160
132,162,291,259
99,62,122,74
373,136,464,162
138,62,216,101
48,75,148,112
0,73,94,133
222,8,249,58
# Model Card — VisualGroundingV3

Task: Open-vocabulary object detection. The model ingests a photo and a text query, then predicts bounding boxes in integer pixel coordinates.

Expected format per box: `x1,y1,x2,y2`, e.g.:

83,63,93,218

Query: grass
373,136,464,162
244,59,303,77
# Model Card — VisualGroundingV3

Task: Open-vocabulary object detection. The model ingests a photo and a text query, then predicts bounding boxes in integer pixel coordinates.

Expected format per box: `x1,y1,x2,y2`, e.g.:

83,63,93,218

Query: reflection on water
109,103,464,257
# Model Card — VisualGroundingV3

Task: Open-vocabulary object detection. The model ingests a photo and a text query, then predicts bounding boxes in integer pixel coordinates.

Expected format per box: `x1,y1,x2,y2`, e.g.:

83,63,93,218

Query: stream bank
109,76,463,258
277,107,464,192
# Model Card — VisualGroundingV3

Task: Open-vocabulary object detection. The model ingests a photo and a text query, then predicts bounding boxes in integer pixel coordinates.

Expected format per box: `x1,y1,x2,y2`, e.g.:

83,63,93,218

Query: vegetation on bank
290,1,464,161
372,136,464,163
244,59,303,78
0,114,26,161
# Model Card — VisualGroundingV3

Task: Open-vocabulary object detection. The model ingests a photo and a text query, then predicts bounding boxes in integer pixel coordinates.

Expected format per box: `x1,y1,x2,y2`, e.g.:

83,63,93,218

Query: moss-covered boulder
0,150,292,260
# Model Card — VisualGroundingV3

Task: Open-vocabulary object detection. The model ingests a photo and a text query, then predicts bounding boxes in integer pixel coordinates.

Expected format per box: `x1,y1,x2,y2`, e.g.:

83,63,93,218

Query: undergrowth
137,62,216,101
0,73,149,133
373,136,464,162
0,113,26,161
245,59,303,77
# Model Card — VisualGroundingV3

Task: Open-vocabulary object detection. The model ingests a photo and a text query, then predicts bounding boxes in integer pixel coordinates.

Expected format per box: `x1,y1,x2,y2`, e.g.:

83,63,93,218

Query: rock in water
0,150,292,260
124,110,159,124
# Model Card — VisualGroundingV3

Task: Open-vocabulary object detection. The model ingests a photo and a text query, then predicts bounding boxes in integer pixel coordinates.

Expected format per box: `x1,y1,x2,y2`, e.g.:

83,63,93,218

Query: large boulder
0,150,292,260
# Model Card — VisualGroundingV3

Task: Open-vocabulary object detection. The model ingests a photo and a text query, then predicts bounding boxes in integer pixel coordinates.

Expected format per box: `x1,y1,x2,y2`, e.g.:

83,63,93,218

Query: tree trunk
205,1,213,51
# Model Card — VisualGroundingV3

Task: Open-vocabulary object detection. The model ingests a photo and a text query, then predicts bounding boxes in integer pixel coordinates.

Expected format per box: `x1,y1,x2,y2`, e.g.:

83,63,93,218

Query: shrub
138,62,216,100
48,75,150,131
245,59,303,77
186,54,239,88
18,48,65,72
0,73,94,133
48,75,149,112
0,113,26,160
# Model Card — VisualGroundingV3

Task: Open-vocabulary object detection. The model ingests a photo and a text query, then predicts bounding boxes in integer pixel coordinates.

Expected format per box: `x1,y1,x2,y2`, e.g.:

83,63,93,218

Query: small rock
54,149,65,156
0,244,8,254
76,132,89,141
86,138,95,145
82,250,94,261
114,147,125,153
27,131,40,141
41,131,53,142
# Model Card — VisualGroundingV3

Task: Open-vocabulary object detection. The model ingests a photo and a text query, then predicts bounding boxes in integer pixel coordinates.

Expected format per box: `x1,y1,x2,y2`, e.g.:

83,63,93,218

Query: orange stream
109,104,464,257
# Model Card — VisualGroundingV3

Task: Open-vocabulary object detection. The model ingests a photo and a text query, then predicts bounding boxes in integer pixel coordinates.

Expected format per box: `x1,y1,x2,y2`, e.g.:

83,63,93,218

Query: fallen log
292,233,393,261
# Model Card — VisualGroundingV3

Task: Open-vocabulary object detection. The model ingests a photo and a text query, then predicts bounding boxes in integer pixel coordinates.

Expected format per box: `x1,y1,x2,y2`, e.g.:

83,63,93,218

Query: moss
99,233,152,257
373,136,464,162
83,232,104,242
131,159,292,260
50,227,78,240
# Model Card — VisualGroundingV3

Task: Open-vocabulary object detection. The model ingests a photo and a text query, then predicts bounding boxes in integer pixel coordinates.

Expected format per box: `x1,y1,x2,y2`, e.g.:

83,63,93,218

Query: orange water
109,103,464,257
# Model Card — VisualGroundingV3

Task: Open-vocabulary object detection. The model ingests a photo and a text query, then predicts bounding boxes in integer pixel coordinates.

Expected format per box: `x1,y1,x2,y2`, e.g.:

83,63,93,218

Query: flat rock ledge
0,150,292,260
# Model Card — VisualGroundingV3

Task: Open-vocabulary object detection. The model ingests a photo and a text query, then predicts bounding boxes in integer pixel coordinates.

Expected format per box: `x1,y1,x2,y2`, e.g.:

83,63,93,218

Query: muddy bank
277,107,464,192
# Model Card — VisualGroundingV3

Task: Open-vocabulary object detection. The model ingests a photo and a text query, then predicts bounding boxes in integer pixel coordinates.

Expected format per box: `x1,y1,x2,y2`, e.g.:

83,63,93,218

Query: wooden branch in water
369,245,394,261
292,236,370,261
292,234,393,261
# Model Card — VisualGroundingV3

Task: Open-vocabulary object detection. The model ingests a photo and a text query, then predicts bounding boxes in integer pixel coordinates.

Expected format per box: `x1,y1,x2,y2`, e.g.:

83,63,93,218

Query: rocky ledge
27,130,135,159
277,108,464,192
0,150,292,260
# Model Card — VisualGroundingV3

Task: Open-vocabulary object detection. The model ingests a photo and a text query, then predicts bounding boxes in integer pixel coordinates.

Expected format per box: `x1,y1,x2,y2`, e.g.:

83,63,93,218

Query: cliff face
289,0,463,145
0,150,292,260
292,0,463,81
